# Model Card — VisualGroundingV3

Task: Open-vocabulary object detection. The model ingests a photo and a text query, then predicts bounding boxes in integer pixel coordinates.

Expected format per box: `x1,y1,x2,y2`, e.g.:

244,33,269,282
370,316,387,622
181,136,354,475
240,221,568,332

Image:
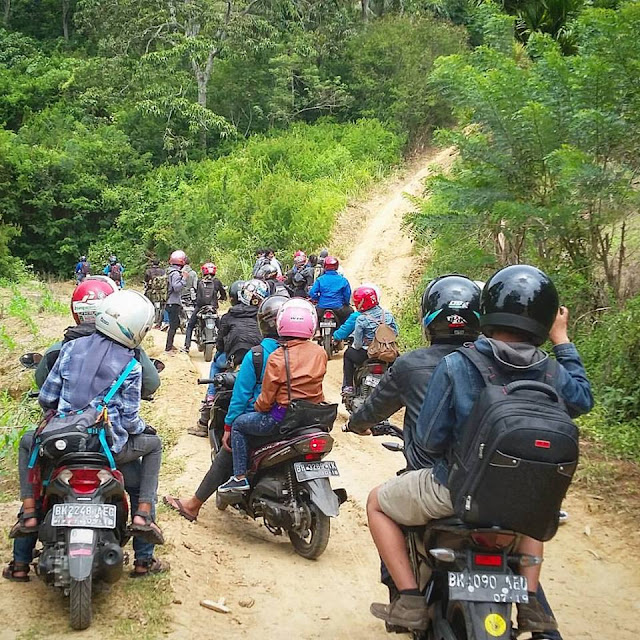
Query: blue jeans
231,412,277,476
12,461,154,564
207,352,228,395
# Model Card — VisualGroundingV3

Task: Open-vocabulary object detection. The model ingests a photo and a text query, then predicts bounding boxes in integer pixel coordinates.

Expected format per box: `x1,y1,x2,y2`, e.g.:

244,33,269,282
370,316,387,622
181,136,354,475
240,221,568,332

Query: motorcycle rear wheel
69,575,92,630
288,503,330,560
446,601,476,640
323,332,332,360
204,343,214,362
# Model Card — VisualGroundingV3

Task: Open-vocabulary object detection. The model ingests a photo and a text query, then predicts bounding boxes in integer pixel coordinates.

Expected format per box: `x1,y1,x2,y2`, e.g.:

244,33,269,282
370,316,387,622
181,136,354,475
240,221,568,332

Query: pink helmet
293,252,307,267
276,298,318,339
169,250,187,266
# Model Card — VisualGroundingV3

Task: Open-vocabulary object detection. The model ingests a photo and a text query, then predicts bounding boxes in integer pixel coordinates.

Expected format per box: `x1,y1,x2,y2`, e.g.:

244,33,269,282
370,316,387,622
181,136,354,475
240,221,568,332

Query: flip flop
2,561,30,582
162,495,197,522
129,557,170,578
127,511,165,545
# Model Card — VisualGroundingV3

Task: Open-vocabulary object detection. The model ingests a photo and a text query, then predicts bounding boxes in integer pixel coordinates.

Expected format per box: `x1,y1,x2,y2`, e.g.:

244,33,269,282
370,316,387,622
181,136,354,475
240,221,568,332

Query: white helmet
95,290,155,348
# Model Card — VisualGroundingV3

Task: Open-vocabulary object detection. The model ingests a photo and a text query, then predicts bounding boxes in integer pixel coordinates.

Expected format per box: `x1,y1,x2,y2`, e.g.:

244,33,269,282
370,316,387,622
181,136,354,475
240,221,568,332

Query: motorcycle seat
57,452,110,467
250,426,328,447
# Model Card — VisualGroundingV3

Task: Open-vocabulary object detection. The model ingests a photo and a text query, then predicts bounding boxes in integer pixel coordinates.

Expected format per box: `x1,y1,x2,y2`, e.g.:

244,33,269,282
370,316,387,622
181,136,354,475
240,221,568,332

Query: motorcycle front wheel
204,343,214,362
69,575,92,630
288,502,330,560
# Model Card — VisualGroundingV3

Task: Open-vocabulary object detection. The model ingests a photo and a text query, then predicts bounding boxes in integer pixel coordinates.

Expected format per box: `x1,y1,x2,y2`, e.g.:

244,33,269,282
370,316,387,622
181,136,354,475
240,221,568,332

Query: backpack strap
283,344,293,403
97,358,138,410
251,345,265,381
456,343,513,387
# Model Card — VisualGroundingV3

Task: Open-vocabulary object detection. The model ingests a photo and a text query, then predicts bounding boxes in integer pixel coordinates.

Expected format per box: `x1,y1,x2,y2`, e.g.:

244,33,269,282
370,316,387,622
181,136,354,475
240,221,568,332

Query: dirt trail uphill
1,150,639,639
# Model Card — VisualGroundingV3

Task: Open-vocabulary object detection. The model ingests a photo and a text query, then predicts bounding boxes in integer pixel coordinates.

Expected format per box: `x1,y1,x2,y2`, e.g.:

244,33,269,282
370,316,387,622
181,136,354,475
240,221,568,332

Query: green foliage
0,391,38,460
7,286,39,336
93,119,403,281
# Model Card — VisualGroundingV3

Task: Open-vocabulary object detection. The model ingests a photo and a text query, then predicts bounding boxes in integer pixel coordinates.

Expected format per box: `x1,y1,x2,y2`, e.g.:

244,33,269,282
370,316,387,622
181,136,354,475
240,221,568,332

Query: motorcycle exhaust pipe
100,543,124,583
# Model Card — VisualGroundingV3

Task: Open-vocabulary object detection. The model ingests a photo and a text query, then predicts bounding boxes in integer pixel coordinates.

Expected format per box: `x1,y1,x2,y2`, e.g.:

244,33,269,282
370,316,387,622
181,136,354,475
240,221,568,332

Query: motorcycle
343,358,389,414
360,421,541,640
194,305,218,362
18,352,164,631
315,309,341,359
197,375,347,559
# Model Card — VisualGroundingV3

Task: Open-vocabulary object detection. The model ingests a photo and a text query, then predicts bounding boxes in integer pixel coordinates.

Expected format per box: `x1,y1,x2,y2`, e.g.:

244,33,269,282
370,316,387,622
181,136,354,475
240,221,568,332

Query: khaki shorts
377,468,454,527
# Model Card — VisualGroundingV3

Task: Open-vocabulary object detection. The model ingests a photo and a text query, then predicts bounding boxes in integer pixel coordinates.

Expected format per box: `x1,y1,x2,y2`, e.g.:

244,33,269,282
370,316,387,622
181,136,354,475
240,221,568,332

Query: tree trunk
3,0,10,26
361,0,369,21
62,0,70,41
197,74,207,151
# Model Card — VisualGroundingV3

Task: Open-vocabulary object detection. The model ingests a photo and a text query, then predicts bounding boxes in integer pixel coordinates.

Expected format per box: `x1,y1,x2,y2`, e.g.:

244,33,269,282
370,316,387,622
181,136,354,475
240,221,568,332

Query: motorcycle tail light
323,311,334,319
473,553,503,568
295,435,333,454
370,364,384,374
304,453,323,461
309,437,329,453
471,532,516,549
68,469,101,494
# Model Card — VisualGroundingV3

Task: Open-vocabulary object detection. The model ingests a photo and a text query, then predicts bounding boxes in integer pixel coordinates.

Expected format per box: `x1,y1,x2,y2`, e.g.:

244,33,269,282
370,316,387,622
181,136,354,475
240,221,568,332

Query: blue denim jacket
410,337,594,486
352,306,398,350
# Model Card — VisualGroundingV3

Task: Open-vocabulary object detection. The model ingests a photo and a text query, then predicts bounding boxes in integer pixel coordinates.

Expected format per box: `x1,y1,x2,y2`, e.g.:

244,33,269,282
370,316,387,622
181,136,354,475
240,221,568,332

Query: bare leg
519,537,543,591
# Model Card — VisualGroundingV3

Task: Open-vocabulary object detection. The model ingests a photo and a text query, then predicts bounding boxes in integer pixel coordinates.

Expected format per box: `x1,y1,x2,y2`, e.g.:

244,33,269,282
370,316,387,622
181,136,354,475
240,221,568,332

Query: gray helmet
258,264,278,280
319,248,329,259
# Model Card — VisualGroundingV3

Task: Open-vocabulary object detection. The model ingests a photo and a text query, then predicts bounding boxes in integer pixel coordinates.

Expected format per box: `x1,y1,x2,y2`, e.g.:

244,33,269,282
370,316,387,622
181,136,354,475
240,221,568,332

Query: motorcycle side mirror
20,352,43,369
382,441,404,452
151,359,165,373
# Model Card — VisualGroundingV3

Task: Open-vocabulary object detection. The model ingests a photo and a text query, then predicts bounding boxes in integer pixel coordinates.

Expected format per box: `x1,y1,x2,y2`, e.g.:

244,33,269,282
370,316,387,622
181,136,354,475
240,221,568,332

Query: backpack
148,274,167,302
80,261,91,276
447,345,579,541
109,263,122,283
199,280,217,307
367,310,399,363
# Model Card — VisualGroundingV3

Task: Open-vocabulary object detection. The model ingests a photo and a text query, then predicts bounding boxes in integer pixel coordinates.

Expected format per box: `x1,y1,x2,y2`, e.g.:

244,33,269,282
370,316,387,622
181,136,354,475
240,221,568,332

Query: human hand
549,306,570,345
143,425,157,435
222,430,232,452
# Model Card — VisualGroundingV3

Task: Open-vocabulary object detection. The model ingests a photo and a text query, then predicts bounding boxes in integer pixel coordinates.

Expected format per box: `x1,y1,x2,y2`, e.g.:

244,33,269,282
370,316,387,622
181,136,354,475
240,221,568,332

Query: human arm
349,366,404,433
342,279,352,306
137,348,161,398
216,279,227,301
387,311,399,335
309,278,320,302
38,349,66,410
254,354,282,412
225,351,259,428
334,312,358,341
216,314,228,351
352,316,365,350
35,342,62,389
119,367,146,434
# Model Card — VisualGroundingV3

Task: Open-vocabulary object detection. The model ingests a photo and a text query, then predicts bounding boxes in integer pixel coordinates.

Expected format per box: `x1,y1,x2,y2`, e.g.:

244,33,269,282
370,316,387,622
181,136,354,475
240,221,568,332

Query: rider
183,262,226,352
308,256,352,326
286,251,314,298
365,265,594,633
143,259,167,328
165,250,187,353
75,255,90,283
342,285,398,395
333,283,381,343
218,298,327,493
5,291,168,581
182,257,198,306
163,296,289,520
103,255,125,288
258,263,291,297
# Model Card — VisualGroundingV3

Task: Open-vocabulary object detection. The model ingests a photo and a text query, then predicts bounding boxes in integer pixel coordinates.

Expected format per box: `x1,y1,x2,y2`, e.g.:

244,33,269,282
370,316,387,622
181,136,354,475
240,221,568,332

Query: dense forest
1,0,639,455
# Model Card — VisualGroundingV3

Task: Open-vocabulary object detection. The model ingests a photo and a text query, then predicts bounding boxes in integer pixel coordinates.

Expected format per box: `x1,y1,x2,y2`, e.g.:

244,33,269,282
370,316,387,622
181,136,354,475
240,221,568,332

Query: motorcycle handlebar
370,421,403,438
197,378,215,385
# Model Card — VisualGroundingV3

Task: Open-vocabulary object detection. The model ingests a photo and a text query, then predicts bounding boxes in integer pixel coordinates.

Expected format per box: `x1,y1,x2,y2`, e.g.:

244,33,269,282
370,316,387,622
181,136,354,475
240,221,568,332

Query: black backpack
447,344,579,541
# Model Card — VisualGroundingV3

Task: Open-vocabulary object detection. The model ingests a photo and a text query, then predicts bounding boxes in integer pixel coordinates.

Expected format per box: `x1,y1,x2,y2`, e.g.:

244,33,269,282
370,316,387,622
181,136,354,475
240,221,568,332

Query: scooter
343,358,389,414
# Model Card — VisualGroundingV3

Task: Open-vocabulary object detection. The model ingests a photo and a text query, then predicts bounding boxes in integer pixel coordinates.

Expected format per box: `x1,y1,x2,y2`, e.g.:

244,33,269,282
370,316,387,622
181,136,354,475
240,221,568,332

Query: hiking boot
517,595,559,633
188,423,208,438
370,594,428,631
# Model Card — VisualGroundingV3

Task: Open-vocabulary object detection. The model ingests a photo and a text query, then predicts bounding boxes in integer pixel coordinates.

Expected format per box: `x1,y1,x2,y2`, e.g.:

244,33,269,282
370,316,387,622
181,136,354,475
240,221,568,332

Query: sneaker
558,509,569,524
341,386,354,396
160,324,169,332
370,594,428,631
218,476,250,493
164,346,178,353
180,345,190,353
188,424,208,438
517,595,559,633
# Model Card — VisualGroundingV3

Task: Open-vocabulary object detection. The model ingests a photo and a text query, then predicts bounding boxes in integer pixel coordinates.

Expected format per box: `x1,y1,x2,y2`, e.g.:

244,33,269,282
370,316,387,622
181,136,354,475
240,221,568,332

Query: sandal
163,496,197,522
9,511,39,539
129,556,170,578
2,560,30,582
127,511,165,545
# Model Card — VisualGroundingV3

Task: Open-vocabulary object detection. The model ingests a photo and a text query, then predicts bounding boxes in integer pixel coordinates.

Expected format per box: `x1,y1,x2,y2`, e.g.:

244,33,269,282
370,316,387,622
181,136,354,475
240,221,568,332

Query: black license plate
448,571,528,603
293,460,339,481
51,503,117,529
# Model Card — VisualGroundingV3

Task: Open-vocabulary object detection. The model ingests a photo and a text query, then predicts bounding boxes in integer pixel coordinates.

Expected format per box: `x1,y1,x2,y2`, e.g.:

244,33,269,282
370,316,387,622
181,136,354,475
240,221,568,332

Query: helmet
257,295,289,337
239,279,269,306
324,256,339,271
473,280,485,291
293,252,307,267
276,298,318,339
421,275,481,341
80,255,86,262
169,250,187,266
95,289,155,349
201,262,217,276
353,285,379,311
229,280,246,305
257,264,278,280
480,264,559,345
361,282,382,301
319,249,329,259
109,255,117,265
71,276,119,325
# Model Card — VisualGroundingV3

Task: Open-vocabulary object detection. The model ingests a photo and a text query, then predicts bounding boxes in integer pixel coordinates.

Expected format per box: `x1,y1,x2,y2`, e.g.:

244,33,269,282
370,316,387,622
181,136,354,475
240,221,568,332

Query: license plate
448,571,529,604
319,321,337,328
206,320,216,329
364,375,381,387
294,460,339,481
51,503,117,529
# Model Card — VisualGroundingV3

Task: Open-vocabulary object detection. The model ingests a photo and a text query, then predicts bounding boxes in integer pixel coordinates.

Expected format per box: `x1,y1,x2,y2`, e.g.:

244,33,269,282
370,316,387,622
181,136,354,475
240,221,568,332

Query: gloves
143,425,157,435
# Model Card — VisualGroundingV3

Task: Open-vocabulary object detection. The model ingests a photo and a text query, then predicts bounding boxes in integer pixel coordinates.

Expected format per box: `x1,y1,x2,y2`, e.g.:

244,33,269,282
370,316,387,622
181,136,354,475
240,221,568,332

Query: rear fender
449,600,513,640
304,478,340,517
67,528,97,581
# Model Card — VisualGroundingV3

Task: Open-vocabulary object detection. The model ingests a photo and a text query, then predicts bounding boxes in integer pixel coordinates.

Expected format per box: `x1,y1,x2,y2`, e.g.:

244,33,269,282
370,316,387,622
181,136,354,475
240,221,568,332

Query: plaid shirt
38,340,146,454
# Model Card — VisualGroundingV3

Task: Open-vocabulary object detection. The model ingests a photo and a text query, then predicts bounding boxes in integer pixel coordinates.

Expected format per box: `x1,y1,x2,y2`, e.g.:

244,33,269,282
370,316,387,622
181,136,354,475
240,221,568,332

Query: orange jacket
254,339,327,411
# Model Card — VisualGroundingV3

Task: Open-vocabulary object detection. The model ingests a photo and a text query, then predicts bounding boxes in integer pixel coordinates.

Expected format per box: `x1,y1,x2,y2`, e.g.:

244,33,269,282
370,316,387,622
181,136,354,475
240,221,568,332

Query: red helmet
353,285,379,311
169,250,187,266
324,256,339,271
201,262,217,276
71,276,118,325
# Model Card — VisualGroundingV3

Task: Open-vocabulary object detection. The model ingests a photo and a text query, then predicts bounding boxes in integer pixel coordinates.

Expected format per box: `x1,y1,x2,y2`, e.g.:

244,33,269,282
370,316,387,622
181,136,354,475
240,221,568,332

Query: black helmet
257,295,289,337
319,248,328,259
229,280,246,305
480,264,558,345
257,264,278,280
421,275,481,342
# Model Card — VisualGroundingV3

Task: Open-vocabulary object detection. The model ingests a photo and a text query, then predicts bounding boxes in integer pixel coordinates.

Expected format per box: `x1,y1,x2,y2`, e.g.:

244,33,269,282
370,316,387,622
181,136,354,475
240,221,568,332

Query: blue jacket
334,311,360,341
353,306,398,350
309,271,351,309
410,337,594,486
226,337,280,426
